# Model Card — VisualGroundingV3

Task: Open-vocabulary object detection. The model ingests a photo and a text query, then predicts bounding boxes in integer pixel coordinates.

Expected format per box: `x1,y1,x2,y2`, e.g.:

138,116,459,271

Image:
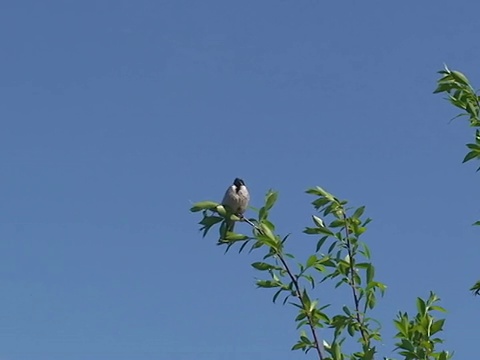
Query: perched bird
222,178,250,231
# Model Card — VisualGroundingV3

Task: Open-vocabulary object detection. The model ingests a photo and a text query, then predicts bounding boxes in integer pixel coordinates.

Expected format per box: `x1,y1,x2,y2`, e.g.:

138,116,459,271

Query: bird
222,178,250,231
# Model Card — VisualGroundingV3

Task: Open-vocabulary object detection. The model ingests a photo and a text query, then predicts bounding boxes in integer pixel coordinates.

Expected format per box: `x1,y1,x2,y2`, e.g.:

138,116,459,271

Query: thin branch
242,216,262,232
342,212,369,345
276,253,325,360
242,217,325,360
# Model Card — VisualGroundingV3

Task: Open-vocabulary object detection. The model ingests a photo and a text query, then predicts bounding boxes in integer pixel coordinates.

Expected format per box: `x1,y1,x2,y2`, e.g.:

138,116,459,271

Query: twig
242,216,325,360
276,253,325,360
241,216,262,232
342,212,369,345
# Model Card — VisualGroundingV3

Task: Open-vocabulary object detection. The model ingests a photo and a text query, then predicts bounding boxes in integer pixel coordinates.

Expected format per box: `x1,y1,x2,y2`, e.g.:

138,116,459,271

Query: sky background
1,1,480,359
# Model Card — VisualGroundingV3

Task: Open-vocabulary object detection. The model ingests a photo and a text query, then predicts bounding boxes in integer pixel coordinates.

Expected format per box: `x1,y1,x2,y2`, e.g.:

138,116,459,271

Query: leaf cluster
392,292,452,360
434,65,480,166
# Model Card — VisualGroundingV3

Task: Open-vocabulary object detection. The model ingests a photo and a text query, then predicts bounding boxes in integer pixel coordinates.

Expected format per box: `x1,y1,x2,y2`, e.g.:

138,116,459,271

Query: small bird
222,178,250,231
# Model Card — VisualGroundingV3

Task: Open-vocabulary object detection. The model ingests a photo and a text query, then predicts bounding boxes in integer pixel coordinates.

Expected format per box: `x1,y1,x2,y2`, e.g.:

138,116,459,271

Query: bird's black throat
233,178,245,193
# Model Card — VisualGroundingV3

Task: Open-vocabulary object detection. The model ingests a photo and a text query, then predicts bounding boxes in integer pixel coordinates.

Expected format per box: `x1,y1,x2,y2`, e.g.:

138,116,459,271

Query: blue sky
1,1,480,359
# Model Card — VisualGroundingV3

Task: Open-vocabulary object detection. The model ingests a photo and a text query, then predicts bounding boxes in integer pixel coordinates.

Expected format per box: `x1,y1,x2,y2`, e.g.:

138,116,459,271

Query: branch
342,212,369,345
277,253,325,360
243,218,325,360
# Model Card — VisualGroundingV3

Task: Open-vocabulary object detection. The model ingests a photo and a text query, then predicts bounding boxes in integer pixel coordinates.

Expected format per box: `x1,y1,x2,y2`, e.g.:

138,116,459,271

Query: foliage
434,65,480,295
434,65,480,167
191,185,451,359
434,65,480,129
186,63,480,358
184,64,480,360
392,292,452,360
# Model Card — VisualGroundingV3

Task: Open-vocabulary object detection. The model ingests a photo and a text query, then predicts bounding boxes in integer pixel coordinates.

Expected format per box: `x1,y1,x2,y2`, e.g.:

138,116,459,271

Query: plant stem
243,216,324,359
342,212,369,345
276,252,325,360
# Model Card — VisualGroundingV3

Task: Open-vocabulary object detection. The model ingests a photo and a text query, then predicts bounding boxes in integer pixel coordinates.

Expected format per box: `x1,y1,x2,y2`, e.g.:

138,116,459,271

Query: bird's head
233,178,245,188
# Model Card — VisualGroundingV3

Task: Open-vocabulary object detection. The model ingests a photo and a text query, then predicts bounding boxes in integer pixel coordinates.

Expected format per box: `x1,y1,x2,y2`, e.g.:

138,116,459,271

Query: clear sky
1,1,479,359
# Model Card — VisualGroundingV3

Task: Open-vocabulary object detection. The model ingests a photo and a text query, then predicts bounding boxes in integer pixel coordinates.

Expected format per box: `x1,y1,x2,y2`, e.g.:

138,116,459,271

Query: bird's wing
222,186,236,209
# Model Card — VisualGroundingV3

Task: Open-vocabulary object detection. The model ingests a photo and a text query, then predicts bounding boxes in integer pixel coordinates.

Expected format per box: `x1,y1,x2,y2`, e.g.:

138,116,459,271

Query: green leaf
333,342,342,360
251,262,276,271
304,226,334,236
367,292,376,309
355,262,370,269
362,217,373,226
430,319,445,335
292,344,306,352
334,278,346,288
438,351,449,360
352,206,365,219
466,143,480,151
291,342,306,351
327,241,337,254
394,319,409,338
262,219,276,232
190,201,219,212
433,83,453,94
199,215,224,237
259,222,276,239
347,323,355,337
317,256,335,267
306,255,317,268
265,191,278,210
429,305,446,313
301,289,311,308
312,306,330,321
224,232,249,241
305,186,328,197
303,274,315,289
238,240,251,253
366,263,374,284
451,70,470,86
272,289,283,303
312,215,325,228
463,149,480,163
256,280,280,288
258,207,268,221
281,233,291,244
416,297,426,315
316,236,328,252
295,319,309,330
361,347,376,360
311,197,330,210
257,236,279,251
360,242,371,259
314,263,325,273
398,339,415,352
215,205,227,217
330,219,345,228
249,240,263,252
199,216,223,227
300,334,311,344
295,311,307,321
470,280,480,295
